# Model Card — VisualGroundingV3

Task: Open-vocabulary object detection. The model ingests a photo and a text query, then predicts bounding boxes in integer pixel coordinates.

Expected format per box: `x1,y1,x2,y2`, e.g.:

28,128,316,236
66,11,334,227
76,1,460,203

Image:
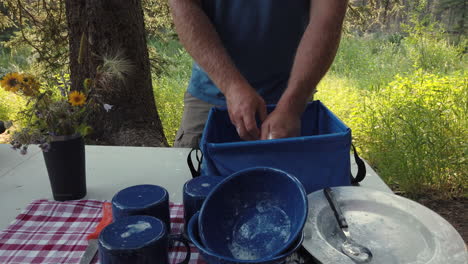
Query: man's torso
188,0,310,105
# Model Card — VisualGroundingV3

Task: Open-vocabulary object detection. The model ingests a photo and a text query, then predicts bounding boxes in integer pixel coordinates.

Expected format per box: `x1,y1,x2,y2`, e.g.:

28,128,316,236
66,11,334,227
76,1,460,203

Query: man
170,0,347,148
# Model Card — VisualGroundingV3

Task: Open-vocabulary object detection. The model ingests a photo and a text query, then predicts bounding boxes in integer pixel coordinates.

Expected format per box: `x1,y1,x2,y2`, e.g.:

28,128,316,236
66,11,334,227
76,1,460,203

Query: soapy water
121,221,152,238
227,200,291,260
228,241,261,261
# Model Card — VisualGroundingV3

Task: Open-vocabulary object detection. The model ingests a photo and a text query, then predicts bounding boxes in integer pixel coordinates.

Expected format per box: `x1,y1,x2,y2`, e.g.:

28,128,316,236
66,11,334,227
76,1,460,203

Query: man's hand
225,84,267,141
260,107,301,140
259,0,347,140
170,0,267,141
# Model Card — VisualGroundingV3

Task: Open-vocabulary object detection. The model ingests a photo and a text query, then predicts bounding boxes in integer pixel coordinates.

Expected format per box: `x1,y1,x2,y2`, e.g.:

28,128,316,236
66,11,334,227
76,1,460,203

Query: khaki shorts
173,92,217,148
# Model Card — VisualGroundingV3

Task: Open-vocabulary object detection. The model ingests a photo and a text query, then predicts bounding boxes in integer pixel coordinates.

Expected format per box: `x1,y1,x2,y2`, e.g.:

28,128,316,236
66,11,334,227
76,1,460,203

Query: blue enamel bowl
198,167,308,261
188,212,304,264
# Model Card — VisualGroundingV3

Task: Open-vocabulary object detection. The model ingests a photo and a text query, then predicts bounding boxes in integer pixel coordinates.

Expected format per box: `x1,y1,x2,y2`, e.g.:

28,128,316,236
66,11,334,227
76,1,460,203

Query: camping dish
303,187,467,264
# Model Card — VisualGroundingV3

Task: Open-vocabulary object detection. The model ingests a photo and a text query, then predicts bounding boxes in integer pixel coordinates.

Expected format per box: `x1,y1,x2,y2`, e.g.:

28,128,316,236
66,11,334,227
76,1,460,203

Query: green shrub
332,32,465,92
0,87,25,143
151,38,192,146
318,71,467,198
315,75,364,137
402,18,466,73
153,76,186,146
0,45,31,135
364,71,467,198
0,87,24,121
0,46,33,75
331,36,413,91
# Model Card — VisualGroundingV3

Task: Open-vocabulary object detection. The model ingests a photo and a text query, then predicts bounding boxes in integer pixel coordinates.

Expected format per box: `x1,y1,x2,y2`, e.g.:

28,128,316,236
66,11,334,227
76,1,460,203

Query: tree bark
65,0,168,146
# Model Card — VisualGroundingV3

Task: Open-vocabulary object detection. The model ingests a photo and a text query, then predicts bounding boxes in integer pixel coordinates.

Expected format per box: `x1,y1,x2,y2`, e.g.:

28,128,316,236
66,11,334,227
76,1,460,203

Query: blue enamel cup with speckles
98,215,191,264
183,176,223,231
112,184,170,232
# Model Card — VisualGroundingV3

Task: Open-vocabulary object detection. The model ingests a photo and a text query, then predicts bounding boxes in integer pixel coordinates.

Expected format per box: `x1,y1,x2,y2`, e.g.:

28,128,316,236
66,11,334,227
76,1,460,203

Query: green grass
330,36,414,91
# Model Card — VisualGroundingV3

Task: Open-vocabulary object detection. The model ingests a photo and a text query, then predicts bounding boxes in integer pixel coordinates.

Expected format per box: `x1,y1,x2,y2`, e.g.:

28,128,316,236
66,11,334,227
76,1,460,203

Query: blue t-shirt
187,0,310,106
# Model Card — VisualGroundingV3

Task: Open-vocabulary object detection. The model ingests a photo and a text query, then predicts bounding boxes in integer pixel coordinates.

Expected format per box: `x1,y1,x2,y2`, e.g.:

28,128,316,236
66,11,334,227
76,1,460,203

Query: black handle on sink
324,187,348,229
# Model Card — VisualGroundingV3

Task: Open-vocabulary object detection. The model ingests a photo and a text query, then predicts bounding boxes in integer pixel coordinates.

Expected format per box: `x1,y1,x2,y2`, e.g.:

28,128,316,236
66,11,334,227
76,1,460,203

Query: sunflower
68,91,87,106
20,74,40,96
21,74,40,89
0,72,23,92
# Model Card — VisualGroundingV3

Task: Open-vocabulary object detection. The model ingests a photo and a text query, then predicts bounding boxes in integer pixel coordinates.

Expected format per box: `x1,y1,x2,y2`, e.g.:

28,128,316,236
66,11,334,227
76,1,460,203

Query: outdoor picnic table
0,144,392,263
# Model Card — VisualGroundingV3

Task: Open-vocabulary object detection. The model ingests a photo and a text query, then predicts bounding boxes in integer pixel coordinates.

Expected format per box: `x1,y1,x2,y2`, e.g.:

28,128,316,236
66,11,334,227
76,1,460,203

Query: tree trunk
65,0,168,147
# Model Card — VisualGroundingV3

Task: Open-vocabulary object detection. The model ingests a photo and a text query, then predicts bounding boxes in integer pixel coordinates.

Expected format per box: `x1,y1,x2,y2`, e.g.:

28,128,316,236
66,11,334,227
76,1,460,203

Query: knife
80,202,113,264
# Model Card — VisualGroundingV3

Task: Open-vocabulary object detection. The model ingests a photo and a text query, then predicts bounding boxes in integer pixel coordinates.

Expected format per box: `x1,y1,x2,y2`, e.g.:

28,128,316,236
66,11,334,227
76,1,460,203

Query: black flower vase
43,134,87,201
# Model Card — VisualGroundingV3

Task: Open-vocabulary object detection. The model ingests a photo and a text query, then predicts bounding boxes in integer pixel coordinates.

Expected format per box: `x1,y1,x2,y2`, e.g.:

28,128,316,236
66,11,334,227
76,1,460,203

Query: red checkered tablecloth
0,199,204,264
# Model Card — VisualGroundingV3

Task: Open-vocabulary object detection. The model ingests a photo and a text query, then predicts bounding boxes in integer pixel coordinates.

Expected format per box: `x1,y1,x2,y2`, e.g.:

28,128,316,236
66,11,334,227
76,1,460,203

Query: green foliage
331,36,413,91
365,71,467,198
317,71,467,198
0,45,31,124
0,0,68,75
144,0,176,76
317,24,466,197
0,45,33,74
402,16,465,72
436,0,466,37
0,85,23,121
143,0,173,37
153,76,185,146
151,38,192,146
0,0,175,76
334,26,465,91
315,76,364,139
345,0,466,38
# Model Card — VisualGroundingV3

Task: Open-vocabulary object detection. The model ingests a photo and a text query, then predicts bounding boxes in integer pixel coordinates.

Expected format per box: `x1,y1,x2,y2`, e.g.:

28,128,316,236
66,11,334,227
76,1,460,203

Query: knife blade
79,202,113,264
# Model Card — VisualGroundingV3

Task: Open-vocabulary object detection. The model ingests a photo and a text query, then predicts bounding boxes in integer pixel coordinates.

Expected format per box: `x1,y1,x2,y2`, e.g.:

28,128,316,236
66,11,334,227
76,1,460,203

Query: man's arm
169,0,267,140
261,0,348,140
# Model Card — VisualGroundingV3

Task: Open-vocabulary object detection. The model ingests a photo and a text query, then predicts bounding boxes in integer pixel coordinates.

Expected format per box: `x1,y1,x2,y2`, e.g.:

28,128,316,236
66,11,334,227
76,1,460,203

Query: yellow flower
68,91,87,106
1,72,23,92
22,74,39,89
21,74,34,85
20,74,40,96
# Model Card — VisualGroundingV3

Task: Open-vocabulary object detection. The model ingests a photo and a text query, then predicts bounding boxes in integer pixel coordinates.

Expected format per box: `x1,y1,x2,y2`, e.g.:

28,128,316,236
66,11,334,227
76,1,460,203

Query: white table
0,144,391,230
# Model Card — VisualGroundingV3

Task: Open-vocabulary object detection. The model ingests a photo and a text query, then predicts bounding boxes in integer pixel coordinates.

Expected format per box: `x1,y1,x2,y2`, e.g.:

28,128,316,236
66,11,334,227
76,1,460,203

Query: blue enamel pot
198,167,308,260
188,212,304,264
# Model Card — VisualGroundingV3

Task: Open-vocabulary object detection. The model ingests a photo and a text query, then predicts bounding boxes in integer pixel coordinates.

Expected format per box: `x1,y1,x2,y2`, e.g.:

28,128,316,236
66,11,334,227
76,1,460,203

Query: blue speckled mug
98,215,190,264
112,184,171,232
182,176,223,232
